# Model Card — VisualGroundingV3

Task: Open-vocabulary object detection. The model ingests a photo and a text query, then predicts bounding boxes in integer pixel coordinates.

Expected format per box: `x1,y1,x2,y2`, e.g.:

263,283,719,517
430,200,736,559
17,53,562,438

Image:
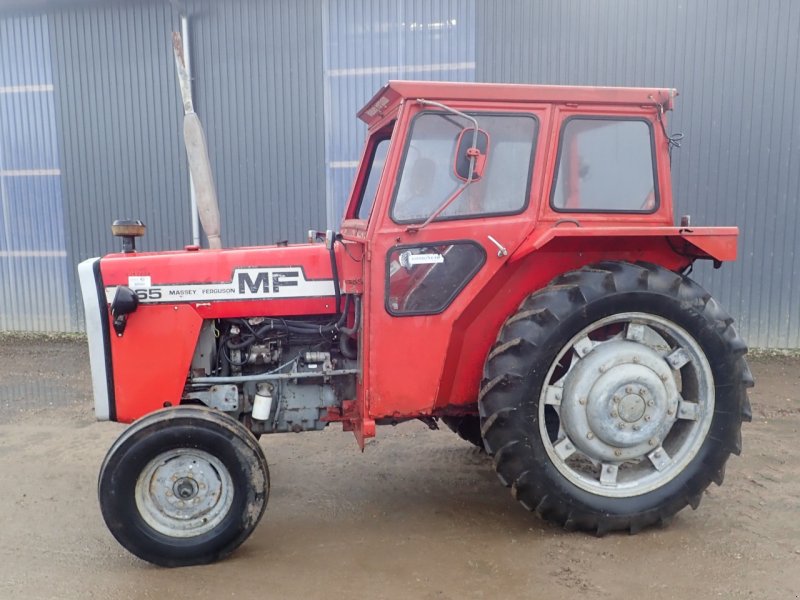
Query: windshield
391,112,538,223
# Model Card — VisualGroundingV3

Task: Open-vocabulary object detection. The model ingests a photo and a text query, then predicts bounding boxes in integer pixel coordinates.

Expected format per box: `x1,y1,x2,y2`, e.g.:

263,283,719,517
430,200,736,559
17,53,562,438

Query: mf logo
237,269,300,295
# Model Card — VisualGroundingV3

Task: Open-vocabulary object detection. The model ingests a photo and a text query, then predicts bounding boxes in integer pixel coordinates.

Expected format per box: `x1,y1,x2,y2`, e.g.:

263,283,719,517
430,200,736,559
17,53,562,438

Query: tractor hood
96,242,338,314
77,242,339,422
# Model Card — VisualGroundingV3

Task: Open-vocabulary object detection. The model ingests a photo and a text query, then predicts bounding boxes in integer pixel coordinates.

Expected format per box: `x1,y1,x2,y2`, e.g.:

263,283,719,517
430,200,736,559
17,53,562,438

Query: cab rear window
551,117,658,213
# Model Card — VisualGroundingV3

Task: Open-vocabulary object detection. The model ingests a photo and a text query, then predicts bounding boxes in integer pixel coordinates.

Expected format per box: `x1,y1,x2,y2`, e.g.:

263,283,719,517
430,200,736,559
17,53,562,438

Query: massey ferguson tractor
79,40,752,567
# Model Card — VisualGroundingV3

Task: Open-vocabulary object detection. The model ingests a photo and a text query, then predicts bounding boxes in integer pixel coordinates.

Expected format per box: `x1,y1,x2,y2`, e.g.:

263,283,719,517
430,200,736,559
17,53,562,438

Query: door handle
487,235,508,258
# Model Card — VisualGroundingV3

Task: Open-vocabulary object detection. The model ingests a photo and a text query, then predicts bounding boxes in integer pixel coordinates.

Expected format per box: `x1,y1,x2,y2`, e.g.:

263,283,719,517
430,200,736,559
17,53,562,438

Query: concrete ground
0,337,798,599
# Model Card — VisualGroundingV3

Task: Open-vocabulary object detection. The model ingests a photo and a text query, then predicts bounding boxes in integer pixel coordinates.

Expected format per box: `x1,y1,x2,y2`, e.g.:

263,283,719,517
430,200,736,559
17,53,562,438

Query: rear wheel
98,406,269,566
479,261,753,534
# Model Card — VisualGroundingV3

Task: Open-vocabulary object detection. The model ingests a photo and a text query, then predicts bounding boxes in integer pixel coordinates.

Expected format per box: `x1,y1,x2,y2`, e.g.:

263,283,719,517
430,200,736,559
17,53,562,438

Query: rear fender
433,227,739,412
509,226,739,265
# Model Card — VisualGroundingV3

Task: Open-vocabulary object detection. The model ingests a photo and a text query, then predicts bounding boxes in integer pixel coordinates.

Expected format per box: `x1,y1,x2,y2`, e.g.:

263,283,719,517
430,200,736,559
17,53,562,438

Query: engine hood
99,242,337,310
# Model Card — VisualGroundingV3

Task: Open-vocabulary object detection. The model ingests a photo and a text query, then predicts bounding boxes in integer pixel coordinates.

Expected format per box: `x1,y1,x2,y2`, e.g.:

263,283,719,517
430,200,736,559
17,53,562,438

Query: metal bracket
185,384,239,411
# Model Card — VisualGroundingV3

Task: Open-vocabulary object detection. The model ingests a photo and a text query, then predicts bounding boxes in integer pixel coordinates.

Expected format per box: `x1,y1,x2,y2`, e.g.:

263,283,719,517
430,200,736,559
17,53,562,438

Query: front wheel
98,406,269,566
479,261,753,534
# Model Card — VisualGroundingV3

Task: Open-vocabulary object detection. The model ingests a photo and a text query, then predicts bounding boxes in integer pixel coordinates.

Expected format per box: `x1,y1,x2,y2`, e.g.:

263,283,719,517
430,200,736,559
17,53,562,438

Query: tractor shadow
260,426,564,540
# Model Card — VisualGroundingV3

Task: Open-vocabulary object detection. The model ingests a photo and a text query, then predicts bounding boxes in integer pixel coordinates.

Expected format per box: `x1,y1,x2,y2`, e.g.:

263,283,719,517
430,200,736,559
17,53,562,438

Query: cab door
363,104,550,419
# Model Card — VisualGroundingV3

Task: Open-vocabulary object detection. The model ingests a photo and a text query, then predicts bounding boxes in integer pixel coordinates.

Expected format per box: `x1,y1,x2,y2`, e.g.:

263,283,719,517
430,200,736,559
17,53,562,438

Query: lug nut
633,356,640,363
633,424,640,431
614,449,622,457
586,432,594,440
579,398,587,406
644,415,651,421
649,438,657,446
618,423,625,429
647,400,655,407
610,411,618,418
667,409,674,416
626,386,633,393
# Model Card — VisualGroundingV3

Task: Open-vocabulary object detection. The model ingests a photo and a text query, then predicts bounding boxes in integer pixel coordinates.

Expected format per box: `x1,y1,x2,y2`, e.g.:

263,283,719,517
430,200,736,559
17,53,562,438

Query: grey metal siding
48,2,190,329
0,13,71,332
322,0,475,224
46,0,326,329
188,0,327,247
2,0,799,348
476,0,800,348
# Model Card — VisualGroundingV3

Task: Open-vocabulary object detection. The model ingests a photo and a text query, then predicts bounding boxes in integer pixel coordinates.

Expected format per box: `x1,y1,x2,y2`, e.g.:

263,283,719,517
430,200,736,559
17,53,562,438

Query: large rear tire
479,261,753,534
98,406,269,566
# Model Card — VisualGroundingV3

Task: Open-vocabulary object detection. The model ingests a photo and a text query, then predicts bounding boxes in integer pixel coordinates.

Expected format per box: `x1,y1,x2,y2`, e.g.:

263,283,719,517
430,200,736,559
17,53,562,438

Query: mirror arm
406,99,479,233
417,98,479,171
406,179,472,233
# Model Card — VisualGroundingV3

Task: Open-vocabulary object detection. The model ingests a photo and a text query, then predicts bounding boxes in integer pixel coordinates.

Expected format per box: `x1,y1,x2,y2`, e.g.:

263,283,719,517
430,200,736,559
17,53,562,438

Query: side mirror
453,128,489,181
110,286,139,336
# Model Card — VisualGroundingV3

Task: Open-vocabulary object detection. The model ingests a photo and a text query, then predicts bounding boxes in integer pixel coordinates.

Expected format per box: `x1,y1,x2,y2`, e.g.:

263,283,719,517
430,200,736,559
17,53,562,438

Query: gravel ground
0,337,798,599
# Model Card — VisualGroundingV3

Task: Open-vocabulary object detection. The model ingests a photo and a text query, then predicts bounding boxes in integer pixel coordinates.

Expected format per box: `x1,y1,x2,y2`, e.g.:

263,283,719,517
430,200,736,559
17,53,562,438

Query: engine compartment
183,298,359,434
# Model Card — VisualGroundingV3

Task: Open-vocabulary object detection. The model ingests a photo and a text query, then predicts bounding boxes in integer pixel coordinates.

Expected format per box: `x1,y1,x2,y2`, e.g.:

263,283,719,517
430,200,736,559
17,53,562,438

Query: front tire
479,261,753,534
98,406,269,566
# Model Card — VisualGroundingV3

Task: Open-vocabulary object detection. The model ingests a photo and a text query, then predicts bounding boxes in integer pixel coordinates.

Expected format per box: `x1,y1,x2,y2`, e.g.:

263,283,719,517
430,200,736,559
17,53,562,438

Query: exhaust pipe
172,31,222,249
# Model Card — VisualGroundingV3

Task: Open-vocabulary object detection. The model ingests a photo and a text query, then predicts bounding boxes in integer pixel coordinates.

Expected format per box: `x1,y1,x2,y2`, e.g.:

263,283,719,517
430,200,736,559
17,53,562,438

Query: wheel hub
135,449,234,538
173,477,199,500
561,340,679,462
618,394,646,422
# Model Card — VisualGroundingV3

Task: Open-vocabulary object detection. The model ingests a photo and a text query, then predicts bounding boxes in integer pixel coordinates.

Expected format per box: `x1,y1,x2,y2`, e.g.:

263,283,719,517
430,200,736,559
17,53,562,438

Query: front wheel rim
135,448,234,538
539,312,715,498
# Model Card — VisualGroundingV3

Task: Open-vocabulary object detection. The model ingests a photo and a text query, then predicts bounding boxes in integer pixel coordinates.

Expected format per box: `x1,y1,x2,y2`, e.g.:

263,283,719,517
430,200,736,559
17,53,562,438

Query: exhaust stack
172,32,222,249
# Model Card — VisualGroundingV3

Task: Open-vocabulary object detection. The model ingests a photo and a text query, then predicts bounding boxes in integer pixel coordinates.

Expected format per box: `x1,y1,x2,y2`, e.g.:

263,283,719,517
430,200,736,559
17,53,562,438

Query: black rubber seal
93,259,116,421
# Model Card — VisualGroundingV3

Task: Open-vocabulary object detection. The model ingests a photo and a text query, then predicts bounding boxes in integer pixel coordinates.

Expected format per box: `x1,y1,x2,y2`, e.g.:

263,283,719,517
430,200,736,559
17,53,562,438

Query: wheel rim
538,312,715,498
135,448,234,538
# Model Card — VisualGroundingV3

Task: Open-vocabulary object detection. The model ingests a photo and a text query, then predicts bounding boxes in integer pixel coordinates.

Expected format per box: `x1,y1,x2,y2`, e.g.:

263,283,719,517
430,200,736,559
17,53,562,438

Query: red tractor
80,73,752,566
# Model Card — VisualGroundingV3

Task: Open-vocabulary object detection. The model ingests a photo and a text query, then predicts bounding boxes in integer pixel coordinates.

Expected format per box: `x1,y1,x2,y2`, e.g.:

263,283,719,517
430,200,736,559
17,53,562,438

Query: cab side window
551,118,658,213
356,138,391,220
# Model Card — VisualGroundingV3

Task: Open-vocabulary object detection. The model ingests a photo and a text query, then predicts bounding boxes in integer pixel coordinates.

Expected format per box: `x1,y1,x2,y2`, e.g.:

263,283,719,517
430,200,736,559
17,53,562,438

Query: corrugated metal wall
46,0,326,330
188,0,327,246
0,13,71,331
48,2,189,330
476,0,800,348
1,0,799,347
323,0,475,224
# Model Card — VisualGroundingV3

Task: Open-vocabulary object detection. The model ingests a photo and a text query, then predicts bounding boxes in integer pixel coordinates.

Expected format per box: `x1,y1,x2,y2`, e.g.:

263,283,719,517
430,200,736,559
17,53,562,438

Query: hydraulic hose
329,236,341,314
338,296,361,360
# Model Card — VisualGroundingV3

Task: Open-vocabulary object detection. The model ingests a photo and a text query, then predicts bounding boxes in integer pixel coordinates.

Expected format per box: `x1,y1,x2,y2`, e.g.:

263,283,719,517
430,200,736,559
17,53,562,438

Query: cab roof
357,80,677,125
